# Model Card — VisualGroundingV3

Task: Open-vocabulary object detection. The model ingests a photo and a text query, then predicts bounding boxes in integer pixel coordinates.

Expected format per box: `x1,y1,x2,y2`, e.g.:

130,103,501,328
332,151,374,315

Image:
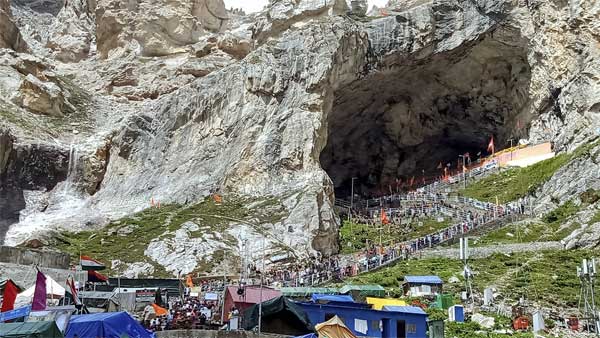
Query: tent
315,315,357,338
65,312,155,338
366,297,407,310
0,321,64,338
15,275,65,307
311,294,354,304
243,296,312,336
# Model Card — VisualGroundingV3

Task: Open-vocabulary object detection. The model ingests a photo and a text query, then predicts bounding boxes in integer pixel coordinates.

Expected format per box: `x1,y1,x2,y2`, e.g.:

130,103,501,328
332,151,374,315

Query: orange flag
152,303,168,316
185,275,194,288
213,194,222,204
381,208,390,225
487,136,495,154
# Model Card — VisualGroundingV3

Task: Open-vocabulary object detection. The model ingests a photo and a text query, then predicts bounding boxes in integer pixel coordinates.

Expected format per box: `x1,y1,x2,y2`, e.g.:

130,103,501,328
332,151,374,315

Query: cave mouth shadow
320,31,532,199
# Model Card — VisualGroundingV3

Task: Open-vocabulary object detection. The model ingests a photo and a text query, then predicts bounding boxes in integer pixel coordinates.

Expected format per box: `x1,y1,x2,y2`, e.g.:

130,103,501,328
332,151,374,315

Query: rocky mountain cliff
0,0,598,276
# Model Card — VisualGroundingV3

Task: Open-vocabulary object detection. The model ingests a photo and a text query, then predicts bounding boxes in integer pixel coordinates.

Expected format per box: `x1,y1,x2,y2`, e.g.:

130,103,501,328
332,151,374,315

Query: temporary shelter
281,287,340,297
339,284,385,298
299,302,427,337
14,275,65,307
366,297,407,310
315,315,357,338
0,321,64,338
311,294,355,304
402,276,443,297
65,311,154,338
243,296,312,336
223,285,281,314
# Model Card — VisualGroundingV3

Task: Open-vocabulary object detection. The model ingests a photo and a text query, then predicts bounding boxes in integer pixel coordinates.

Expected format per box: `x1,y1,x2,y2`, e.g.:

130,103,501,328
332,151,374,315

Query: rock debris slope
0,0,599,275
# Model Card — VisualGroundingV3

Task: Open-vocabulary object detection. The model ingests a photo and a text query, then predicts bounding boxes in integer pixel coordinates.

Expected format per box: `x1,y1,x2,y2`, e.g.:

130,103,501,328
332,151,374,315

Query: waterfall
63,144,79,194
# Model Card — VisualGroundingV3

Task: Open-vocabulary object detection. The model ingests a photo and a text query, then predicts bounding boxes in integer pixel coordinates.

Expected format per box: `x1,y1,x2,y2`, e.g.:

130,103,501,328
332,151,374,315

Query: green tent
243,296,312,336
280,287,340,297
340,284,385,297
0,321,64,338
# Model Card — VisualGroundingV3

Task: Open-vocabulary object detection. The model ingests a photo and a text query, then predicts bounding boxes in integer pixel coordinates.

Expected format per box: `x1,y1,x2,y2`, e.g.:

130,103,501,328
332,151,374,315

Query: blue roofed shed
298,302,428,338
403,276,443,297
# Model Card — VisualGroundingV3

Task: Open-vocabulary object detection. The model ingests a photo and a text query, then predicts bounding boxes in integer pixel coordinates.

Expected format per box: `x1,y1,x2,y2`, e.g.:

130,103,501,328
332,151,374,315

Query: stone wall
155,330,288,338
0,246,70,269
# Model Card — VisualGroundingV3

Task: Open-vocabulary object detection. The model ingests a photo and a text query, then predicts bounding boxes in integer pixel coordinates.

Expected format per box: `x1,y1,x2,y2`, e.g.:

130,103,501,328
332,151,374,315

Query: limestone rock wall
0,0,599,272
0,0,28,52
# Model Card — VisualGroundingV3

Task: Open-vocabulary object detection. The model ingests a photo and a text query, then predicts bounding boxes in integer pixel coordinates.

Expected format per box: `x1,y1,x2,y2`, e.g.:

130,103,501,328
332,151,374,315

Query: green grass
52,196,287,277
461,139,600,204
339,218,452,254
591,210,600,225
342,249,600,308
474,200,581,245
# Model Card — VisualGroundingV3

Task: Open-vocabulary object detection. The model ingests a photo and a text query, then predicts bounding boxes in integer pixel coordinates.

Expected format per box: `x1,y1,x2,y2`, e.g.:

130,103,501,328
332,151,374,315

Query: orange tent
152,303,168,316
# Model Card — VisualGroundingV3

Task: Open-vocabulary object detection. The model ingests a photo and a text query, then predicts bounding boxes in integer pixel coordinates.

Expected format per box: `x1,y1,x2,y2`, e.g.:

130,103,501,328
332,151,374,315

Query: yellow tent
315,315,357,338
366,297,407,310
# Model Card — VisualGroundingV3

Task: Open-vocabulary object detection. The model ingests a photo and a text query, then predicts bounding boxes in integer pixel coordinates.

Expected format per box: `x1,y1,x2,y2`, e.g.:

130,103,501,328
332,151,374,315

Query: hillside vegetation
461,139,600,204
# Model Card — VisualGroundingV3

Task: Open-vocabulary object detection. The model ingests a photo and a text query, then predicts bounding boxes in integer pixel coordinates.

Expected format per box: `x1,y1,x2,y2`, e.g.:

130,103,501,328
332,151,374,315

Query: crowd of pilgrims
142,281,224,331
140,189,529,332
256,191,528,288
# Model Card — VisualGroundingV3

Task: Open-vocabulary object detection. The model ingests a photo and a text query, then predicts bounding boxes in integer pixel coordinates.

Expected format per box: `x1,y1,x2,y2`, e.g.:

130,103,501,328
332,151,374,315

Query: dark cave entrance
320,31,532,198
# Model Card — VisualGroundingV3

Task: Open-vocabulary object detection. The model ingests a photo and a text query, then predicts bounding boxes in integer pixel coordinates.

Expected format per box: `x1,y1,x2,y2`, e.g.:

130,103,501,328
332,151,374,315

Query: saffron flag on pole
381,208,390,225
1,280,19,313
66,276,81,305
32,271,47,311
80,256,106,271
185,275,194,288
487,136,495,154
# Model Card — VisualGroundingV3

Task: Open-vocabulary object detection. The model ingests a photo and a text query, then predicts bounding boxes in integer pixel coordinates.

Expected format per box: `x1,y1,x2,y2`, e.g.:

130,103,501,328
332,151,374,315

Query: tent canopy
0,321,64,338
311,294,354,304
243,296,312,335
339,285,385,297
315,315,357,338
15,275,66,307
281,287,339,297
65,311,154,338
366,297,407,310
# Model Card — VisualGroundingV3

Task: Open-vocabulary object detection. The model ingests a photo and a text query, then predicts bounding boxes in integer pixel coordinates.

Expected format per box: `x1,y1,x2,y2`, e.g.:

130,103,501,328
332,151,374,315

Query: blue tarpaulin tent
311,294,355,304
292,334,317,338
65,312,154,338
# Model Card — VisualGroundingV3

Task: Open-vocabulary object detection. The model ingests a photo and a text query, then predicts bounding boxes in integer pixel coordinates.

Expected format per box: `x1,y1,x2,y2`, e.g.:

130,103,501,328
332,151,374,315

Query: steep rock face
0,0,28,52
95,0,229,58
46,0,96,62
1,0,599,274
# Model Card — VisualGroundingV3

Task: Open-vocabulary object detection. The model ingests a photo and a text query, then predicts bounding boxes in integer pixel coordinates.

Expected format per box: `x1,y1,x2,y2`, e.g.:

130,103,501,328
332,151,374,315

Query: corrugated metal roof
339,284,385,292
404,276,443,284
226,286,281,304
280,287,339,297
382,306,427,315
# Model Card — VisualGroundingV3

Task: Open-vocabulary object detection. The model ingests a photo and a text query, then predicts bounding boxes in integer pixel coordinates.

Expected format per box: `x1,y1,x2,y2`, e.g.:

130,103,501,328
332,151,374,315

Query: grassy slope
53,197,286,277
460,139,600,204
473,200,582,246
344,249,600,308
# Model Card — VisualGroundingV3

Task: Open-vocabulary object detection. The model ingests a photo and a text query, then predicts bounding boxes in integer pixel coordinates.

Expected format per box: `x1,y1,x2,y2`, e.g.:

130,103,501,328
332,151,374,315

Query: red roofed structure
223,285,282,315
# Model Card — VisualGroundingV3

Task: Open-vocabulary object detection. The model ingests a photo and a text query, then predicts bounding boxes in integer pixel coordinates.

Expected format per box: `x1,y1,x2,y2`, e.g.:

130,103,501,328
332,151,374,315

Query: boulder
14,74,65,117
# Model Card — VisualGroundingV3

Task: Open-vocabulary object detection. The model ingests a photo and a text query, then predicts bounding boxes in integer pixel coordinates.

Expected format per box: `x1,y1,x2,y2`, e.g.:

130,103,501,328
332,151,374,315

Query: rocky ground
0,0,599,277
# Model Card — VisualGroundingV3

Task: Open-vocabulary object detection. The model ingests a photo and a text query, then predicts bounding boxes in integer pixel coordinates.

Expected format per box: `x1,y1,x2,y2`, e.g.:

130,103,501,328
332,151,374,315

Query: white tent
15,275,66,307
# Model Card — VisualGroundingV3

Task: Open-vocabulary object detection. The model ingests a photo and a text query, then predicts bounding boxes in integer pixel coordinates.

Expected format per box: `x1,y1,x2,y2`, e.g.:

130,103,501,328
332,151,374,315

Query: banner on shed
0,305,31,322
